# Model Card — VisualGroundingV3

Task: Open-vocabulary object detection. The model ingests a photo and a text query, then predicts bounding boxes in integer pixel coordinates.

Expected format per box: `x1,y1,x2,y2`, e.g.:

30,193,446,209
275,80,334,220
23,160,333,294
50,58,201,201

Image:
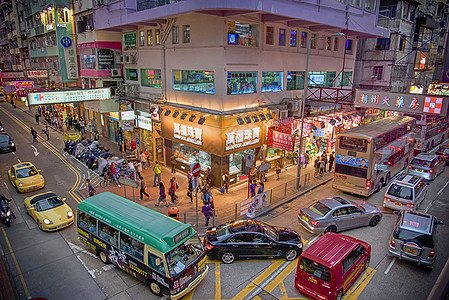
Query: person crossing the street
139,176,149,201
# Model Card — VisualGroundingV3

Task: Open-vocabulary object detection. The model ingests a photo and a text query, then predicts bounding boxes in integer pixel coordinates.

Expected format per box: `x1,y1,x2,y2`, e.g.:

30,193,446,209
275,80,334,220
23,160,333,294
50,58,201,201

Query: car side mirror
438,220,444,225
30,206,35,211
62,198,66,202
38,169,41,172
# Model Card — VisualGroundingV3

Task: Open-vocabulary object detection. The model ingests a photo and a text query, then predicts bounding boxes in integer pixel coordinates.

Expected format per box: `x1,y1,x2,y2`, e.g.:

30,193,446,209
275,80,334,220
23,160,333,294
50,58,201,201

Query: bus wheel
98,251,110,264
149,282,163,296
324,226,337,233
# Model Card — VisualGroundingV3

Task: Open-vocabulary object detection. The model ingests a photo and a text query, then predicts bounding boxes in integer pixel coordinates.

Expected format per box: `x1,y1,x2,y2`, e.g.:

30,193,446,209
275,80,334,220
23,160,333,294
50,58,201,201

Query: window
334,37,339,51
98,221,118,247
266,26,274,45
227,71,257,95
301,32,307,48
279,28,286,46
183,25,190,43
261,71,283,92
166,236,203,276
379,5,397,18
78,211,97,234
373,66,383,80
365,0,376,11
228,21,259,47
287,71,305,90
80,49,96,70
139,30,144,47
326,37,331,50
173,70,214,94
173,142,211,169
147,30,153,46
311,33,317,49
148,252,166,275
343,245,365,273
308,71,336,87
172,26,179,44
345,39,353,54
349,0,361,7
399,35,406,51
155,29,160,45
332,207,350,217
375,38,390,50
126,68,138,81
340,136,368,152
120,232,144,261
299,257,331,282
337,71,353,87
141,69,162,88
290,30,297,47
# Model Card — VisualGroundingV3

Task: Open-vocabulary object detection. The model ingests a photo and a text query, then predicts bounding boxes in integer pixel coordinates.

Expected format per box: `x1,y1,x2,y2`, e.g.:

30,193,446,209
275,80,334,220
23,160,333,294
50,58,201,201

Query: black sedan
0,133,15,153
203,220,303,264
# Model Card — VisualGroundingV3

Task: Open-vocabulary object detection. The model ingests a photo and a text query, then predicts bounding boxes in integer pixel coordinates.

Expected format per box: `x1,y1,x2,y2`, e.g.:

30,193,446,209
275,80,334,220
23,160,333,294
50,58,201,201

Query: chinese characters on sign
63,37,79,80
136,116,152,131
174,122,203,146
26,70,48,78
225,127,261,151
272,131,294,151
28,88,111,105
14,81,34,89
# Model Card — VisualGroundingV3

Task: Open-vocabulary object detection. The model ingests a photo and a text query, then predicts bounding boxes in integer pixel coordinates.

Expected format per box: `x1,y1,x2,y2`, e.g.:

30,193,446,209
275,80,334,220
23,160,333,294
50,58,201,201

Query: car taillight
390,240,395,248
409,165,412,169
384,197,393,202
310,220,319,226
405,203,414,207
205,243,214,251
429,169,434,173
430,250,435,257
332,173,335,182
366,180,371,190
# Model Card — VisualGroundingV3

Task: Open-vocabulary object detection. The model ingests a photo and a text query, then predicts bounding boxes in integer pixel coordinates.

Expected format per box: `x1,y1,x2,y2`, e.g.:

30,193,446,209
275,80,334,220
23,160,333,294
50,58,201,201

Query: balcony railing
136,0,184,12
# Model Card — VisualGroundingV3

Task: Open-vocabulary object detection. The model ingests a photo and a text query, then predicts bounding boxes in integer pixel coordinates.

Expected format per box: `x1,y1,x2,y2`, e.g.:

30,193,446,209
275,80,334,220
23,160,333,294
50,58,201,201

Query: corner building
94,0,387,187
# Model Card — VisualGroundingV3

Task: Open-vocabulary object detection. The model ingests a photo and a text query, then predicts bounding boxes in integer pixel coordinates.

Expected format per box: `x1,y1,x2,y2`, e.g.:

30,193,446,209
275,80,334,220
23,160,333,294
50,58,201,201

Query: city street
0,102,448,300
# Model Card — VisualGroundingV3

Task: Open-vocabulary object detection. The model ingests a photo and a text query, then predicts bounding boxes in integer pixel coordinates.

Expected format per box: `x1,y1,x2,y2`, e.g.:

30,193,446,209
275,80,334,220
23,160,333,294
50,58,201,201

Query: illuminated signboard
355,89,448,116
2,71,24,79
174,122,203,146
136,116,152,131
428,83,449,96
120,110,135,120
15,81,34,89
28,88,111,105
109,112,119,121
225,127,261,151
26,70,48,78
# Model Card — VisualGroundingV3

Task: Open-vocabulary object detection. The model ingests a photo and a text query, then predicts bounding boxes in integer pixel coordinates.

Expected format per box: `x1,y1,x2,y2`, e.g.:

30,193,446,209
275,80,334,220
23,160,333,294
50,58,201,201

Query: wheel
364,256,370,270
384,173,391,186
336,289,344,300
99,251,110,264
6,220,10,227
369,216,380,227
375,182,382,193
99,180,107,188
324,226,337,234
221,252,235,264
37,222,43,231
149,281,163,296
284,249,298,261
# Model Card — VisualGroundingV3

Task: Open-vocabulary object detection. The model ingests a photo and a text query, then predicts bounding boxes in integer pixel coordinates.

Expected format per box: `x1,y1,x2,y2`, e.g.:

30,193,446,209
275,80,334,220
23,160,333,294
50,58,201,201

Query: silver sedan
297,197,382,234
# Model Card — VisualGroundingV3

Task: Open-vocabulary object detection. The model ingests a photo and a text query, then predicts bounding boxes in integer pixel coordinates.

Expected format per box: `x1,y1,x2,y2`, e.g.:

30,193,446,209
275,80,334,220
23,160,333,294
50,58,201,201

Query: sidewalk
15,101,333,233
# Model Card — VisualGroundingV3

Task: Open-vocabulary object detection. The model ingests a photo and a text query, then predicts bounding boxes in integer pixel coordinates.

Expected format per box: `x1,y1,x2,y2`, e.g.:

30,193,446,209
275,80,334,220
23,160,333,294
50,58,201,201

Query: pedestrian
37,106,42,117
223,171,230,193
201,202,214,226
187,178,193,203
35,112,40,124
276,161,282,180
187,170,193,181
170,153,176,173
314,158,320,178
257,183,265,194
139,176,149,201
205,167,212,186
42,125,49,140
10,99,15,108
250,180,257,197
319,156,325,176
304,150,310,169
155,182,168,207
321,153,328,172
127,160,136,179
30,127,38,143
135,161,142,179
169,177,178,204
140,151,147,169
108,162,121,187
143,148,150,165
153,162,162,187
87,179,96,197
207,190,215,209
328,151,335,172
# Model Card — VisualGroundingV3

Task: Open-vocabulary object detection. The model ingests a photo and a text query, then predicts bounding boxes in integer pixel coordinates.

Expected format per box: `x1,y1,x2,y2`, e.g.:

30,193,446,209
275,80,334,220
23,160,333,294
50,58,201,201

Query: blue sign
136,138,139,146
61,36,72,48
336,154,368,169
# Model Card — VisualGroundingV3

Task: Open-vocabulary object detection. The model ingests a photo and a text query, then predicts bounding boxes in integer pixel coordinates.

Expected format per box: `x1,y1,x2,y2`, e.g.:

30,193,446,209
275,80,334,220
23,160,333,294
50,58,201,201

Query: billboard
28,88,111,105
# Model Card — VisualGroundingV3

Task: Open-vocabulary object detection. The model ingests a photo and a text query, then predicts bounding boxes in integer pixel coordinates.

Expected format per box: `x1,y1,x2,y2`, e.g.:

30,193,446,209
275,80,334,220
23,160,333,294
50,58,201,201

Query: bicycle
100,172,114,187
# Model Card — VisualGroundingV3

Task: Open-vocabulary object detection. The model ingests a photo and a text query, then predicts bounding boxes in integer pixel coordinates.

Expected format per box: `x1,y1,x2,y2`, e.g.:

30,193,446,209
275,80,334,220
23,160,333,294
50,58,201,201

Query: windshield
411,159,431,168
309,201,331,216
0,135,10,143
166,234,204,276
393,227,434,248
16,167,38,178
387,184,413,200
259,221,278,241
35,197,64,212
299,257,331,282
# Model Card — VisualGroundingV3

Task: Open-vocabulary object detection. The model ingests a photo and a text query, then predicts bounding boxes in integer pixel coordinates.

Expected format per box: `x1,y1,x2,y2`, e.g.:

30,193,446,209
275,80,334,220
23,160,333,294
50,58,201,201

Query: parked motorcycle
0,194,15,227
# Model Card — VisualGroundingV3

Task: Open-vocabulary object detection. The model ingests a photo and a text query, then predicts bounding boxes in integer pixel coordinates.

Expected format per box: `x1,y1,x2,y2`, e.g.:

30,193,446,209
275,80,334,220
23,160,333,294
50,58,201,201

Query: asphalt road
0,102,447,300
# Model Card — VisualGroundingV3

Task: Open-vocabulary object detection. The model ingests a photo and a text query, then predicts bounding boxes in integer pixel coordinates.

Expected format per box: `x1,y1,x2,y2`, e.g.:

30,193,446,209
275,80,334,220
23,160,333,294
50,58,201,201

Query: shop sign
15,81,34,89
150,104,160,120
2,71,25,80
240,190,271,218
174,122,203,146
272,131,294,151
336,154,368,169
272,117,294,126
225,127,261,151
63,38,79,79
428,83,449,96
136,116,152,131
109,112,119,121
124,33,137,50
26,70,48,78
28,88,111,105
355,90,448,116
121,110,135,120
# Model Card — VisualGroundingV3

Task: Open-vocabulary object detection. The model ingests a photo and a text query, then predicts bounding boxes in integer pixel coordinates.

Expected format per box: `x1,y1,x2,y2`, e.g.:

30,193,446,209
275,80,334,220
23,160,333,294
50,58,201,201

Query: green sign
124,33,136,46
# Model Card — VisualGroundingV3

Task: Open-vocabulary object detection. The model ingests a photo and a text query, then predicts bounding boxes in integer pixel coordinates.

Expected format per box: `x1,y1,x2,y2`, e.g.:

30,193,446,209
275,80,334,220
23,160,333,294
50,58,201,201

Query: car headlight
67,211,73,218
11,142,14,147
39,177,43,181
18,182,23,187
43,219,53,225
6,211,11,217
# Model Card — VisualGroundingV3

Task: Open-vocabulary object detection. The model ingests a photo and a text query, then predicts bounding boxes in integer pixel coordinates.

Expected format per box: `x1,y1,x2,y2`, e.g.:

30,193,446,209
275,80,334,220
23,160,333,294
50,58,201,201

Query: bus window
148,252,166,275
78,211,89,230
340,137,368,152
120,233,144,261
335,163,368,178
167,236,203,276
80,213,97,234
99,222,118,247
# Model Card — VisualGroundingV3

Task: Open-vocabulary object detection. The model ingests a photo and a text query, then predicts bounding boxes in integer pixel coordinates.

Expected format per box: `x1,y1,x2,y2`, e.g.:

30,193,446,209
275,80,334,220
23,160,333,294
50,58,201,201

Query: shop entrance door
156,138,164,162
108,119,117,142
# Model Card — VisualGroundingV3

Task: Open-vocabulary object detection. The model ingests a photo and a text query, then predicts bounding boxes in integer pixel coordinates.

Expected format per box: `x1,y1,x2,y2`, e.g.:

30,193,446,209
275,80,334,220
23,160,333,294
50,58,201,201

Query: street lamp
296,32,346,189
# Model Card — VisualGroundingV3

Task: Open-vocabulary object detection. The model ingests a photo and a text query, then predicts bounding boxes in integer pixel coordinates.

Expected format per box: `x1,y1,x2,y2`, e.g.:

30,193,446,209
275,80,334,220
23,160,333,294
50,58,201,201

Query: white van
383,174,428,211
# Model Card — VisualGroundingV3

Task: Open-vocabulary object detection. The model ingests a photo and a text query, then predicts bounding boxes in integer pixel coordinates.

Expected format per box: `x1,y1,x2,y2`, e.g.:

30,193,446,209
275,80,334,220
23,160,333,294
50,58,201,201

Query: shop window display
141,69,162,88
337,71,353,87
173,70,214,94
227,21,259,47
227,72,257,95
80,48,96,70
287,71,305,90
308,71,336,88
229,149,255,176
126,69,138,81
261,71,283,92
173,142,211,170
97,49,115,70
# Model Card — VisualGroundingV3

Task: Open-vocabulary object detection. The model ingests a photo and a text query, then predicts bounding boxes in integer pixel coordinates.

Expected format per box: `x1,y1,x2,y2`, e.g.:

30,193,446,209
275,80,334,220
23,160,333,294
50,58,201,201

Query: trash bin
168,207,180,221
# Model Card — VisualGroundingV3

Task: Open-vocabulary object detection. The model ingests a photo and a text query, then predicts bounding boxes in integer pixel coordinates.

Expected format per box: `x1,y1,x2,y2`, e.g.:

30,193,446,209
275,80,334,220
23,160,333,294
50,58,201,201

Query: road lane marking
1,227,30,298
75,255,98,278
437,180,449,196
345,267,376,299
215,262,221,300
263,258,298,294
305,235,320,246
384,257,396,274
279,281,288,298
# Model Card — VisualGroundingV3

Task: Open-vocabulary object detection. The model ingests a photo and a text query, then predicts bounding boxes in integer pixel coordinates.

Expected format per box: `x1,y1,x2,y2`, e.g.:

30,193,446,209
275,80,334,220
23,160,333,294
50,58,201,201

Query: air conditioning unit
85,25,93,31
123,54,130,64
111,68,121,77
115,55,123,64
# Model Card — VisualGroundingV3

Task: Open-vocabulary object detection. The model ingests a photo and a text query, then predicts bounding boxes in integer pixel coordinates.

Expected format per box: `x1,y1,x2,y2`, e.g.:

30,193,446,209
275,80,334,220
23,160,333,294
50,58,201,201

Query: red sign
272,131,294,152
191,163,201,177
15,81,34,89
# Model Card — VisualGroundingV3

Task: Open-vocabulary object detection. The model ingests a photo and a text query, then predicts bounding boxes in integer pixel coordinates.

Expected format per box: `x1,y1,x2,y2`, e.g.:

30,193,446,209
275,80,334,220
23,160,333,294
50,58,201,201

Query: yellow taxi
8,162,45,193
24,191,74,231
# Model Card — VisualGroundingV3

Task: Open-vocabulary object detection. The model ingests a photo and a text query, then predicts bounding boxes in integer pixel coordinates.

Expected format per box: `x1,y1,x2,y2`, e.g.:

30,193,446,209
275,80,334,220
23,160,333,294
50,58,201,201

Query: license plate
308,277,317,284
345,182,354,186
57,223,67,228
394,202,402,206
417,169,423,172
406,248,417,255
302,215,309,222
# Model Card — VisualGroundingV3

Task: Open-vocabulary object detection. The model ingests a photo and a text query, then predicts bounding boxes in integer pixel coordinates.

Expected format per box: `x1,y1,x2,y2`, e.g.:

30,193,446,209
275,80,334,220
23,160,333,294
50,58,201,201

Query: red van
295,233,371,300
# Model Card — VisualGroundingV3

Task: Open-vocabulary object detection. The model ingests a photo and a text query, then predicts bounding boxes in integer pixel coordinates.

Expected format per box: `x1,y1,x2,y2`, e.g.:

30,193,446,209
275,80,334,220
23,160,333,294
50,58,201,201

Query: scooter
0,195,15,227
